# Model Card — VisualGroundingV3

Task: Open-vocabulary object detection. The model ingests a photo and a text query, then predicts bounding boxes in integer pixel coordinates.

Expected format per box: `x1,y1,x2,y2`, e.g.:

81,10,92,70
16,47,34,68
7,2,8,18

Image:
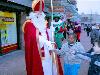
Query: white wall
8,0,32,7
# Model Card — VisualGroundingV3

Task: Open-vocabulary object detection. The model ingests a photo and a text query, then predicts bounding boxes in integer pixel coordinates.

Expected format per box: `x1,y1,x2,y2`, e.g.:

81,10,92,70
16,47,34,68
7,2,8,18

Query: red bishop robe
24,21,44,75
57,55,64,75
34,1,44,11
40,27,50,58
46,25,64,75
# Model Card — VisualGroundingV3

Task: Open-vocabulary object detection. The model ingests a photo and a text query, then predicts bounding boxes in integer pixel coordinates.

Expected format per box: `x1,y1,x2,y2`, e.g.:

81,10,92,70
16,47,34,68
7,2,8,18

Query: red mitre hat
32,0,44,12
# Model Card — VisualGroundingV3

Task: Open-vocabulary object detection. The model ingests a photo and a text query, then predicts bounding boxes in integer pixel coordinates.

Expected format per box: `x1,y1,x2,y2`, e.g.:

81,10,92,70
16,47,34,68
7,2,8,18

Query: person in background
66,19,71,31
75,36,100,75
90,26,99,46
87,37,100,75
66,21,74,35
54,33,85,75
70,22,75,30
74,22,81,42
86,26,91,36
63,22,67,39
53,17,66,49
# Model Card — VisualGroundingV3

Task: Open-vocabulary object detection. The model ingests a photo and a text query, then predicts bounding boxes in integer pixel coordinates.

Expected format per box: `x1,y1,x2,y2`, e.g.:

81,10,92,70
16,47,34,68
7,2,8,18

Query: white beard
29,12,47,39
29,12,46,31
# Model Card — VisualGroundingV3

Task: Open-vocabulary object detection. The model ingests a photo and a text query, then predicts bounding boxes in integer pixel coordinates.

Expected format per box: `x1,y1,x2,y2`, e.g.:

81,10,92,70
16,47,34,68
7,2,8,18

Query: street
0,29,93,75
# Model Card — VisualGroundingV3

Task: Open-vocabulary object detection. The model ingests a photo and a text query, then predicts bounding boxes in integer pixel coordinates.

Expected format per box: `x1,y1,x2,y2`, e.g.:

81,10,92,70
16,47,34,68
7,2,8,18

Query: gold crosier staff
40,0,60,74
50,0,60,75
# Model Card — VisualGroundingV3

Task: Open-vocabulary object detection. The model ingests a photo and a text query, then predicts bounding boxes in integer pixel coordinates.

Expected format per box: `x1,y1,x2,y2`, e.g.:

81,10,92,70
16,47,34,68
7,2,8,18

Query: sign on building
49,6,64,12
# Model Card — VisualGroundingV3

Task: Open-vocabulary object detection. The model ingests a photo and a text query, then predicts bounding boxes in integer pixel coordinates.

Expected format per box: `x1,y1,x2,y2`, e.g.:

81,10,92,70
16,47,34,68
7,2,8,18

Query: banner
0,11,17,47
0,11,16,30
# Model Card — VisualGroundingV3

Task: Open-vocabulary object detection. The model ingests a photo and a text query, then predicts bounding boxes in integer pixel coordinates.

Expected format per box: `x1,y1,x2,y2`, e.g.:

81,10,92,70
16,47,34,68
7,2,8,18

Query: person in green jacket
53,17,66,49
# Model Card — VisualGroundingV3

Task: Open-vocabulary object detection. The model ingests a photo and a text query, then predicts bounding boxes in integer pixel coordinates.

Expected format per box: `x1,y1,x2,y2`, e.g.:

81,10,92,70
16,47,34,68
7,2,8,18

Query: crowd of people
53,17,100,75
52,17,82,49
22,0,100,75
84,24,100,46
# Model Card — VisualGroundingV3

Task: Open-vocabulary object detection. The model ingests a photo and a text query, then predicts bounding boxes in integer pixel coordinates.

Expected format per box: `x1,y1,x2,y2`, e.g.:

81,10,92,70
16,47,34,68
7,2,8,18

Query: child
76,37,100,75
55,33,85,75
88,38,100,75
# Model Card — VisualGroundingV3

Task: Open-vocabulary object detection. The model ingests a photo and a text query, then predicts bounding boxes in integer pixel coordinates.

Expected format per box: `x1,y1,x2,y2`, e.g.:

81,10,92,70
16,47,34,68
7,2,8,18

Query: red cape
24,22,44,75
57,56,64,75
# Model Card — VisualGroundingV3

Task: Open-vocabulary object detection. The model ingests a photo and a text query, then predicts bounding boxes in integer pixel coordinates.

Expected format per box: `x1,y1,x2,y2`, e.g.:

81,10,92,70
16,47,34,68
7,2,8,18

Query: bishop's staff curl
50,0,61,75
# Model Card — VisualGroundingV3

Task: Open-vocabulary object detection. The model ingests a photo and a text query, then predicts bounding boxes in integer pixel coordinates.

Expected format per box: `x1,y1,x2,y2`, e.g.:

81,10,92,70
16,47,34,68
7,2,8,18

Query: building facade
80,13,100,26
0,0,32,55
44,0,79,22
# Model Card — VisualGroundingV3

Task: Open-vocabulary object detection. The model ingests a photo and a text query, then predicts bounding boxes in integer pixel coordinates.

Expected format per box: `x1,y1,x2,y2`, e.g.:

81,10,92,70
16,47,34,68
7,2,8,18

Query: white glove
39,35,53,50
39,35,45,48
45,41,53,50
94,61,100,66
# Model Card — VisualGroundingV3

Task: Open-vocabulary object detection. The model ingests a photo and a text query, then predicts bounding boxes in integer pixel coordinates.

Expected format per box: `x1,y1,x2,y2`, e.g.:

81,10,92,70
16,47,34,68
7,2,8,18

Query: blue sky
77,0,100,14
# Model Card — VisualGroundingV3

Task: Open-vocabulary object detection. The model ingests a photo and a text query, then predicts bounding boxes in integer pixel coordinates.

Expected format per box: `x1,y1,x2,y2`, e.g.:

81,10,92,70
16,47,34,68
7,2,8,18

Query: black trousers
63,31,66,39
88,65,100,75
